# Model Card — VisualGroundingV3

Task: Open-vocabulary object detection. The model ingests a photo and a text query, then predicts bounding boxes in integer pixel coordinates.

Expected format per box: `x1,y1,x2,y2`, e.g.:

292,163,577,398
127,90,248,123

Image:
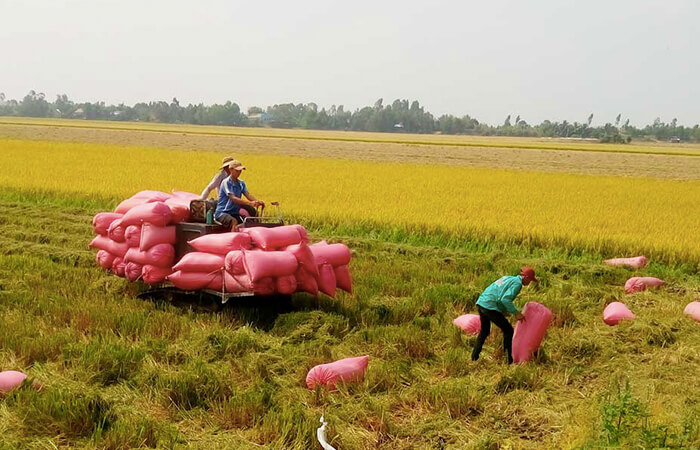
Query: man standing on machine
214,159,265,229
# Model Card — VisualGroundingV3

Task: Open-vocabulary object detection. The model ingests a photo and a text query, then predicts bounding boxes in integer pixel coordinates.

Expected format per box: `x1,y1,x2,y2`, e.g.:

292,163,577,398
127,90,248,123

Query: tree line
2,90,699,142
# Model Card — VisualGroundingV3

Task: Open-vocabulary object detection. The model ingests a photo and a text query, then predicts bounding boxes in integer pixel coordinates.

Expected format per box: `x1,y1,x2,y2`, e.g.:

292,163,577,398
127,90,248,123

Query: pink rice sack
306,355,369,390
165,197,190,223
247,225,302,250
125,243,175,268
142,265,172,284
131,190,172,201
294,225,309,244
92,212,123,235
453,314,481,335
0,370,28,394
225,251,245,275
207,271,251,293
624,277,665,294
188,232,252,254
512,302,553,363
140,224,177,251
172,190,200,201
310,241,352,267
124,225,142,248
253,277,276,296
242,249,298,281
120,202,173,228
334,265,352,293
173,252,225,273
115,197,152,214
284,243,319,278
276,275,297,295
125,262,143,282
107,220,126,243
317,263,337,297
111,257,126,277
683,301,700,322
168,271,217,291
603,302,635,326
604,256,648,269
89,235,129,257
96,250,116,270
296,268,319,296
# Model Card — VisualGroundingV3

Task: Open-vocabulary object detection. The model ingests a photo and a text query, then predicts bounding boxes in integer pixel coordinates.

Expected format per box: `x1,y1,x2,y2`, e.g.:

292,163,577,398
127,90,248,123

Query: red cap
520,266,538,282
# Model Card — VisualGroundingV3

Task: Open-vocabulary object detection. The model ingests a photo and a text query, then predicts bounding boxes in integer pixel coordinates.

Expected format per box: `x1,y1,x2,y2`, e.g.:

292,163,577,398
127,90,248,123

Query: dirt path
2,123,698,179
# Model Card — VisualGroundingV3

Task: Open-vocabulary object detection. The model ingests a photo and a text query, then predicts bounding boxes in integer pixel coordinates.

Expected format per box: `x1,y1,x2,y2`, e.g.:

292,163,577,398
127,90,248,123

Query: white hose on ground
317,415,336,450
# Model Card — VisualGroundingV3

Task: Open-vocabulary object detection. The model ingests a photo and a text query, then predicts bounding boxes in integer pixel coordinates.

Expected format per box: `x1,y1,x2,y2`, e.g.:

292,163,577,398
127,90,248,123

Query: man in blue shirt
472,267,537,364
214,159,265,229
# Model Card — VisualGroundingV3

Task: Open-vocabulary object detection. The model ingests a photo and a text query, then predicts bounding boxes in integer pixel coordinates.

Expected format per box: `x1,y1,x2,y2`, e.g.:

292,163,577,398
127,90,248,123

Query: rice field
1,138,698,265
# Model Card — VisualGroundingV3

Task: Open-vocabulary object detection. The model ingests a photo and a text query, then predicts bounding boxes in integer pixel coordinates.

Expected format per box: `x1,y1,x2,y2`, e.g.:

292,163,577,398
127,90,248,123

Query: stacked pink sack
90,190,197,283
166,225,353,296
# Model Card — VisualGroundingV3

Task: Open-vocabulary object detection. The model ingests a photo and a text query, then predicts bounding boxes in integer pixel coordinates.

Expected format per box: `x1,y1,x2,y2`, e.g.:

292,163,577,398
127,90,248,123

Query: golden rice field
2,137,699,264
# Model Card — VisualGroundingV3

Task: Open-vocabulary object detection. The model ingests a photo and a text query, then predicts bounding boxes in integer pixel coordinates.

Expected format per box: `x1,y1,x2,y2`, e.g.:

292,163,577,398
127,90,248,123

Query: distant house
669,136,681,143
246,112,274,124
72,108,86,119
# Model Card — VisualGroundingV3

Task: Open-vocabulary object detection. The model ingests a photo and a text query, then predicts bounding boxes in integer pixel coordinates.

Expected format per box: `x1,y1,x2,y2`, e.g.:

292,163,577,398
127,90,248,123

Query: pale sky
2,0,698,126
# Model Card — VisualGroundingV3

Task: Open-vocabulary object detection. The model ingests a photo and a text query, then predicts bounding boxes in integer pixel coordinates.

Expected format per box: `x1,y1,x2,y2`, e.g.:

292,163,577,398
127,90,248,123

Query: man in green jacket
472,267,537,364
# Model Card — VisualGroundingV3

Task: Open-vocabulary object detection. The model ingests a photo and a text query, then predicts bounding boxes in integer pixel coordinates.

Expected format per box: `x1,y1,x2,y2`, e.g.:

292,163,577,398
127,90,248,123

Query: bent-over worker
214,159,265,229
471,266,537,364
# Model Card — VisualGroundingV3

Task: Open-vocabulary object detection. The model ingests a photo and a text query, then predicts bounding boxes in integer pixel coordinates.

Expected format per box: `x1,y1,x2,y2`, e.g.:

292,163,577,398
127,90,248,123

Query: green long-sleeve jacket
475,275,523,315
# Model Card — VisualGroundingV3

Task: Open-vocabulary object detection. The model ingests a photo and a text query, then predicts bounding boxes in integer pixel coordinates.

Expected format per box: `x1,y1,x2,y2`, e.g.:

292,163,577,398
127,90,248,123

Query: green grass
0,192,698,448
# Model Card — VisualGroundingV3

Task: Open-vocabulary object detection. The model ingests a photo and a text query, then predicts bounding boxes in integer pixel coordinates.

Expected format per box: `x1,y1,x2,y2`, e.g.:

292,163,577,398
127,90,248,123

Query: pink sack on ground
188,232,252,254
167,271,217,291
173,252,225,273
124,225,142,248
114,197,153,214
225,250,245,275
512,302,553,363
624,277,665,294
604,256,648,269
310,242,352,267
120,202,172,228
683,301,700,322
453,314,481,335
125,262,143,282
317,263,336,297
89,235,129,257
125,244,175,268
140,224,177,251
306,355,369,390
107,220,126,243
96,250,116,270
247,226,302,250
603,302,635,326
334,265,352,293
207,271,251,293
165,197,190,223
172,190,200,201
92,212,123,236
242,249,298,282
112,257,126,277
142,265,172,284
131,190,172,201
276,275,297,295
0,370,28,394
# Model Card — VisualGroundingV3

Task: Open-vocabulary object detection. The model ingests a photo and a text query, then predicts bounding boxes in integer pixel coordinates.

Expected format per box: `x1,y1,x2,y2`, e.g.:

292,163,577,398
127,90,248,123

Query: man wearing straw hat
200,156,235,200
214,159,265,229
